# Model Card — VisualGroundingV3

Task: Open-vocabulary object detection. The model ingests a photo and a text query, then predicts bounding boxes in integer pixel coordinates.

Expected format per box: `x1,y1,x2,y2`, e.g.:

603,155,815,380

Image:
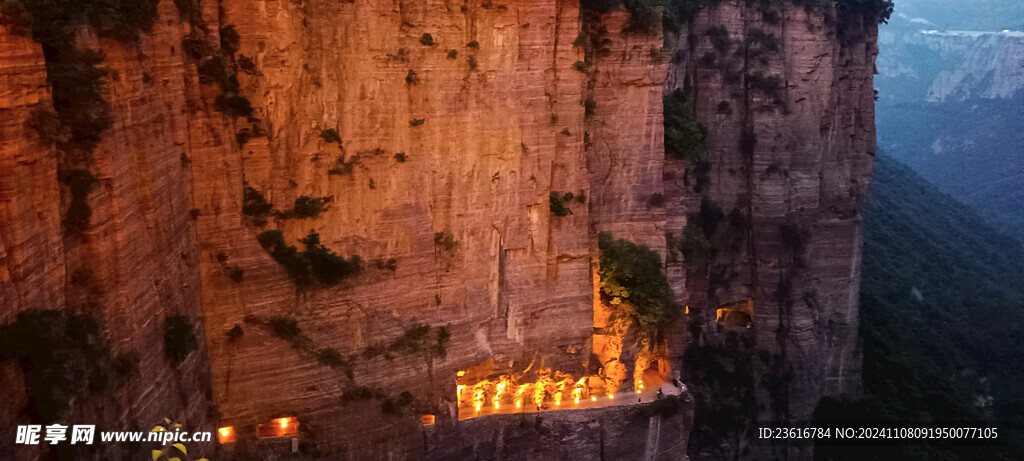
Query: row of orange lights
217,417,297,444
459,375,619,413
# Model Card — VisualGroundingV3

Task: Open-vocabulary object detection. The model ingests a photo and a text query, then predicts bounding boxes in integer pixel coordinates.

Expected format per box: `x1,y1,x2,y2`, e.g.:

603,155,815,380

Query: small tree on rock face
664,89,706,162
164,315,199,363
598,232,670,335
301,230,361,285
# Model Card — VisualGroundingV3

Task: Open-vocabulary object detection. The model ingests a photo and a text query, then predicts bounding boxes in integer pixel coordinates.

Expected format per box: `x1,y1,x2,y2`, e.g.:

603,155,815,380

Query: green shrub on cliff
550,191,575,217
663,89,706,162
301,231,361,285
242,186,273,217
164,315,199,363
268,316,301,342
61,168,99,233
679,222,712,267
278,195,329,219
257,230,361,286
598,232,671,334
0,310,114,421
215,93,254,117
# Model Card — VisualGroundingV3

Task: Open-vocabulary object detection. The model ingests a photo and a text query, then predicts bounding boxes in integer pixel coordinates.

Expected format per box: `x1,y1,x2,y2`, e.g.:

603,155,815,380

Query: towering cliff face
0,10,217,459
663,2,879,457
1,0,881,459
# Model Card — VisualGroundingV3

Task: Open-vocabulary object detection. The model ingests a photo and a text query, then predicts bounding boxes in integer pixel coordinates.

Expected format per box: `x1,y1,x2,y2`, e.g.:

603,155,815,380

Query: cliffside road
458,383,686,420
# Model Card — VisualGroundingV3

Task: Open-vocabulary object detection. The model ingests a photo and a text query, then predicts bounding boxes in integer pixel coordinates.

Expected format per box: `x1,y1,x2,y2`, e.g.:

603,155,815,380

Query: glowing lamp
591,397,597,402
608,394,615,400
217,426,235,444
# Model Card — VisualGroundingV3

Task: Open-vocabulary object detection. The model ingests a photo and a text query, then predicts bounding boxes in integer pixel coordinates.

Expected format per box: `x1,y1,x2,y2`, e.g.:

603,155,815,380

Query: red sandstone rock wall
1,0,879,458
0,5,217,457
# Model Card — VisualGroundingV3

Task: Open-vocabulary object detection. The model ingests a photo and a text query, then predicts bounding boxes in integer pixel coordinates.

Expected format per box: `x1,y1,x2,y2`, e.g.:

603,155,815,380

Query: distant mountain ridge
875,0,1023,240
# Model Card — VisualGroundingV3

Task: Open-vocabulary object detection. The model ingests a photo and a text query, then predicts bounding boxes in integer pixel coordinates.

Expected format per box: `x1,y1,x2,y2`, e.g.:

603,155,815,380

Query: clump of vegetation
236,128,253,146
405,69,419,85
747,71,784,101
598,232,671,335
363,324,451,361
237,54,258,74
550,191,576,217
0,310,115,421
316,347,348,370
279,195,329,219
419,33,434,46
446,49,458,59
301,230,361,285
46,48,114,149
394,152,407,163
242,185,273,219
409,118,425,127
745,28,780,58
181,33,209,59
25,106,63,145
623,0,663,34
219,25,241,54
320,128,342,144
268,316,301,342
467,55,478,71
257,230,362,287
197,56,228,84
341,386,377,402
573,60,590,73
381,391,416,415
706,25,731,52
164,315,199,363
683,332,756,456
376,258,398,272
434,231,458,253
215,93,254,117
663,89,706,162
227,324,244,342
61,168,99,233
466,40,479,49
584,98,597,117
679,222,712,268
227,266,244,282
328,156,357,176
258,230,312,284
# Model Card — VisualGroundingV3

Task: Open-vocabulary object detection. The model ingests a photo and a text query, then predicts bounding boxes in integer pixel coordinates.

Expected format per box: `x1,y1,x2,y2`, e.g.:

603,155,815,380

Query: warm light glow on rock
217,426,235,444
455,366,613,419
257,417,298,439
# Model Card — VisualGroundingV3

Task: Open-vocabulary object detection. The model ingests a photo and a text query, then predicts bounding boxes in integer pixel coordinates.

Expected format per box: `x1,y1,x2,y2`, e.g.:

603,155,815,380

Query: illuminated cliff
0,0,882,459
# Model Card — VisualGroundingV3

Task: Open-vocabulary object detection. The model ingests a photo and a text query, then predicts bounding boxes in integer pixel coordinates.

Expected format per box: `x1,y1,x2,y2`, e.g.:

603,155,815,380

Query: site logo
16,424,95,445
14,422,212,460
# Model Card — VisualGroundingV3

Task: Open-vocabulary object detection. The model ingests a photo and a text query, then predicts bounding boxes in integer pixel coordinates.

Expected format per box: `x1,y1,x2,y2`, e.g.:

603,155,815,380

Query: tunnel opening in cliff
715,299,754,329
